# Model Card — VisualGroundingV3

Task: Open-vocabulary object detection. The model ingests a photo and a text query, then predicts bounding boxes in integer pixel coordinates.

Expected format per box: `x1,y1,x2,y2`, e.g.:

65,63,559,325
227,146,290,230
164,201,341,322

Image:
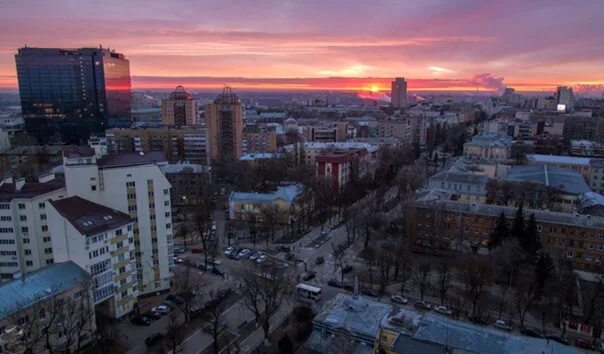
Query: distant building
391,77,408,109
62,150,174,295
556,86,575,112
0,145,64,174
526,154,591,178
316,148,375,191
463,133,512,161
0,174,66,281
205,87,244,164
15,46,131,143
242,125,277,154
284,141,380,167
589,159,604,194
0,262,96,353
570,140,604,157
162,162,211,207
49,196,138,318
161,86,198,126
378,116,429,147
228,184,306,224
105,126,208,165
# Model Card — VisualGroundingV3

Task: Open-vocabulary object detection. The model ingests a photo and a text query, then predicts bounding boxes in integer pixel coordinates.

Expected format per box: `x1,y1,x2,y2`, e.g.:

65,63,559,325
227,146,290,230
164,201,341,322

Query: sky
1,0,603,94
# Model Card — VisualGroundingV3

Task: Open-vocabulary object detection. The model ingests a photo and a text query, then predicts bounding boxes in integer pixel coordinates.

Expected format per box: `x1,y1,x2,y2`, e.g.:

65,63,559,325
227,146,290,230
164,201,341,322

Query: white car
152,305,170,314
224,246,235,256
494,319,512,331
391,294,409,304
434,305,453,316
256,254,268,263
238,249,250,258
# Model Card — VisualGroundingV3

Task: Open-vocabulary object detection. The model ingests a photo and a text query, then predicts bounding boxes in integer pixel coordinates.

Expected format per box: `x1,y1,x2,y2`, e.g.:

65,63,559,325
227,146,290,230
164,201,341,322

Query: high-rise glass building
15,46,132,143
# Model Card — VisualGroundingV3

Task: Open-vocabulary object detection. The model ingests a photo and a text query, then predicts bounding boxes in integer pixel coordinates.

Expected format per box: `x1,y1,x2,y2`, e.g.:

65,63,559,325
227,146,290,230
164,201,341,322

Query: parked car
173,247,185,254
249,251,260,261
238,249,250,258
321,230,330,237
328,279,344,288
166,295,185,305
519,327,544,338
144,310,162,320
545,334,570,346
494,319,512,331
434,305,453,316
361,288,379,297
217,287,232,299
277,245,290,253
574,338,593,350
342,265,353,274
161,300,176,309
414,301,432,311
191,247,203,254
145,333,164,346
256,254,268,263
131,316,151,326
152,305,170,314
211,267,225,276
173,257,184,264
390,294,409,304
228,252,240,260
224,246,235,256
183,258,196,267
302,271,316,281
190,305,204,318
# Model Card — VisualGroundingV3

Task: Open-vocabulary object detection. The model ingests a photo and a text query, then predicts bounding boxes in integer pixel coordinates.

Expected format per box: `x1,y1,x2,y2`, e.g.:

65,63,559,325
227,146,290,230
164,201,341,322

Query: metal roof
229,184,304,204
527,154,591,166
506,165,590,195
0,261,89,320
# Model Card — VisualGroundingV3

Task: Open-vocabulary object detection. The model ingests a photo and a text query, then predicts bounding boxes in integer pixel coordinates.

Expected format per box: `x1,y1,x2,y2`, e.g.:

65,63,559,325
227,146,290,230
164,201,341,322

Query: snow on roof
527,154,591,166
229,184,304,204
506,165,590,195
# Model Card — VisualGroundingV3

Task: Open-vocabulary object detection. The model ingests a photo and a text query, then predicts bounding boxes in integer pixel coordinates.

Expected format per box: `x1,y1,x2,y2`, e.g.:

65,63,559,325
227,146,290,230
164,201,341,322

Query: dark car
302,271,316,281
361,288,379,297
342,265,354,274
414,301,432,311
183,258,197,267
228,252,240,260
327,279,344,288
130,316,151,326
166,294,185,305
217,287,232,299
519,327,544,338
212,267,225,276
277,245,291,253
190,305,204,318
468,316,489,325
575,338,593,350
545,334,570,346
144,310,162,320
191,247,203,254
145,333,164,346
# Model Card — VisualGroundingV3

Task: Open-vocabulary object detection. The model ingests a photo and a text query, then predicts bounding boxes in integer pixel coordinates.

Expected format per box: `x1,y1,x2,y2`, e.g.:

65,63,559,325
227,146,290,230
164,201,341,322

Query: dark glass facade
15,47,132,143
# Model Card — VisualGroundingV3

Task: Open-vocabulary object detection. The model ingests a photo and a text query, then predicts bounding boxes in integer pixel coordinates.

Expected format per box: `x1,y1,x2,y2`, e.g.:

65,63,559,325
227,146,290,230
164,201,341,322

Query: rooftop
386,309,584,354
0,176,65,201
50,196,132,236
62,145,95,158
97,151,167,168
0,145,63,155
285,141,379,153
0,261,89,320
239,153,286,161
412,199,604,229
230,184,304,204
464,133,512,148
162,162,211,174
527,154,591,166
506,165,590,195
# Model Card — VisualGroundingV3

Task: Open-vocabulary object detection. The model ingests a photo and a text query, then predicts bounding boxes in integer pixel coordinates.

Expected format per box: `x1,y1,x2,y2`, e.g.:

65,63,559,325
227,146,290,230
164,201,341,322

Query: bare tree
165,310,183,354
456,256,494,318
412,261,432,301
205,291,227,354
56,286,95,354
331,242,346,284
240,264,291,342
435,259,454,305
95,314,128,354
512,267,537,328
195,210,215,268
173,267,204,323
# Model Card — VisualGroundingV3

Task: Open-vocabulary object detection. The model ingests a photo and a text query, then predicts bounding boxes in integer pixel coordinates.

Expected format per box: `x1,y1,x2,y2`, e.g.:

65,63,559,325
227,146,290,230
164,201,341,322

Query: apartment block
49,197,137,318
242,125,277,154
0,174,66,281
62,150,174,295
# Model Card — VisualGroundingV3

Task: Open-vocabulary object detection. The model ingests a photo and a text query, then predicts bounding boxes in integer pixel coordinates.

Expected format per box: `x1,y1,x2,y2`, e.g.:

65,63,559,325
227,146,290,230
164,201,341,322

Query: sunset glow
0,0,602,94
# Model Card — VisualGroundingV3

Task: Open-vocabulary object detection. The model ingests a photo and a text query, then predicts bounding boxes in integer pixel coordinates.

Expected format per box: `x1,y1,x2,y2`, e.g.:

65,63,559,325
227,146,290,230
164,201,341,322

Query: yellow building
204,87,243,163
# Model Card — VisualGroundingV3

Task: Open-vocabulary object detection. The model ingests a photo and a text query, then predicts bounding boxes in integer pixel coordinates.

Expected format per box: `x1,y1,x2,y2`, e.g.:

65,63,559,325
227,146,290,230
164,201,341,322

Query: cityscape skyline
1,0,603,94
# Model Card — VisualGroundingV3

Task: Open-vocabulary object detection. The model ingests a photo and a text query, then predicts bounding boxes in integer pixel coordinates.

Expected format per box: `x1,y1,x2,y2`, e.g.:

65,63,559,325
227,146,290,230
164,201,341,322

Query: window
165,212,170,218
566,250,574,258
18,203,25,210
164,201,170,206
127,194,136,199
163,189,169,195
91,185,97,191
115,229,122,236
149,203,155,209
126,181,135,187
22,238,29,244
21,227,28,233
24,249,31,255
26,261,33,266
165,223,171,229
0,203,10,210
119,266,126,274
45,259,54,265
0,216,11,221
44,248,52,254
41,225,48,232
43,236,50,242
40,214,46,220
19,215,27,221
537,225,542,232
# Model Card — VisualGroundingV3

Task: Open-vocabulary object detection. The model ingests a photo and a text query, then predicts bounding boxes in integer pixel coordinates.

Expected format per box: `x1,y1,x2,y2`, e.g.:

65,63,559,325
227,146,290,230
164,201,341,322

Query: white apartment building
62,150,174,295
49,196,138,318
284,141,380,167
0,174,66,281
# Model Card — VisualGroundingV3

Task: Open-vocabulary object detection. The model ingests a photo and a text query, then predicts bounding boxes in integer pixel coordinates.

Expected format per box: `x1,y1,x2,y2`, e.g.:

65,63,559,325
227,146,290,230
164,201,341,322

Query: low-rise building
589,159,604,194
0,261,96,354
526,154,591,179
162,162,211,207
242,125,277,154
316,148,373,191
228,184,306,224
49,196,138,318
410,199,604,272
463,133,512,161
284,141,379,167
571,140,604,157
0,145,63,174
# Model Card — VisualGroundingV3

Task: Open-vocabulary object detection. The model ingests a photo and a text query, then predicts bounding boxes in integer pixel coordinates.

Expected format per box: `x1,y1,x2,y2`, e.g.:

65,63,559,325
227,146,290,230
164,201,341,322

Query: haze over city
1,0,603,94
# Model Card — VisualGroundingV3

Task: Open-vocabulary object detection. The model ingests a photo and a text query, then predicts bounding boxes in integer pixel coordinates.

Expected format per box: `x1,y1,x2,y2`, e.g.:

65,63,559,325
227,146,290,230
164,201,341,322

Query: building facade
228,184,305,224
161,85,198,126
162,163,211,207
15,46,131,143
391,77,408,109
463,133,512,161
204,87,243,164
49,197,138,318
0,174,66,281
242,125,277,154
62,151,174,295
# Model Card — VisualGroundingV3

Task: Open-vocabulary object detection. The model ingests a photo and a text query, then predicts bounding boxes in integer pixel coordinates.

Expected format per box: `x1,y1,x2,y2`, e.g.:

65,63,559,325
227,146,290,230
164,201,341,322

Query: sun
368,85,380,92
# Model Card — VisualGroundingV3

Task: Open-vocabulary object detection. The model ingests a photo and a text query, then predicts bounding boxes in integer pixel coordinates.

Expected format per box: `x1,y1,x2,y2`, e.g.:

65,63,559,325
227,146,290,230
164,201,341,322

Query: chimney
16,177,25,191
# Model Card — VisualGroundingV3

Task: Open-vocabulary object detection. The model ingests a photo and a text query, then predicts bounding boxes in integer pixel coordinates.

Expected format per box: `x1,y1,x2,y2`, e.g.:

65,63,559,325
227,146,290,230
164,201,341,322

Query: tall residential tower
391,77,408,109
161,85,198,126
205,87,243,163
